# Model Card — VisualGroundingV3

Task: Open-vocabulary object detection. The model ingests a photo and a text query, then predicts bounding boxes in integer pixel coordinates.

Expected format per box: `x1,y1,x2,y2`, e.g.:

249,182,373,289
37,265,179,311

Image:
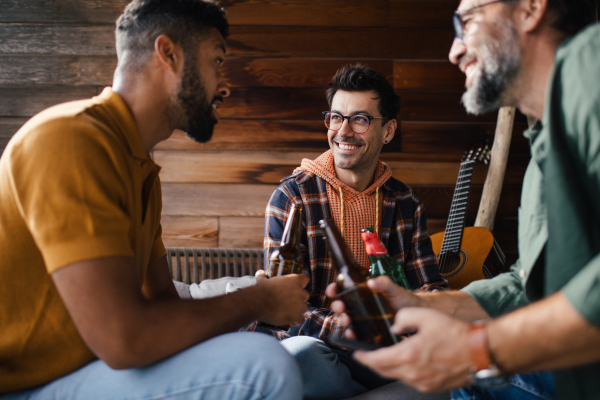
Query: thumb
390,307,432,335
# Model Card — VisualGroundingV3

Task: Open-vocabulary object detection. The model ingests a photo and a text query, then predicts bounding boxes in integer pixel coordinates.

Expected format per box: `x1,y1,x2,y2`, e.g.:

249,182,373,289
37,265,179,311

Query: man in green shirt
326,0,600,399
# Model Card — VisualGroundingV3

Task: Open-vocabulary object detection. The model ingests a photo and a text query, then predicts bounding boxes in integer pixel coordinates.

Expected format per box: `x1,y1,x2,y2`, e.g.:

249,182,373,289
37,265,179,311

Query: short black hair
116,0,229,70
326,64,400,125
546,0,597,35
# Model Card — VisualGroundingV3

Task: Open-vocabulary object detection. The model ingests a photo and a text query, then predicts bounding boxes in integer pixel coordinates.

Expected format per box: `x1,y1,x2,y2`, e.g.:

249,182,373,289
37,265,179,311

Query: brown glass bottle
267,203,304,278
320,219,398,347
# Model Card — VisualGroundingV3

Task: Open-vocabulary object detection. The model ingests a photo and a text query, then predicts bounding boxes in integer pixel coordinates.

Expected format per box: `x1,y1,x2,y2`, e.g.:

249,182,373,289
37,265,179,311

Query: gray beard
461,23,521,115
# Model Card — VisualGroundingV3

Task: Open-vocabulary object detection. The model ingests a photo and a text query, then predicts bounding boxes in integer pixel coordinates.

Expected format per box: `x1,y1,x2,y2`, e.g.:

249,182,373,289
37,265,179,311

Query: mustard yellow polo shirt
0,87,166,394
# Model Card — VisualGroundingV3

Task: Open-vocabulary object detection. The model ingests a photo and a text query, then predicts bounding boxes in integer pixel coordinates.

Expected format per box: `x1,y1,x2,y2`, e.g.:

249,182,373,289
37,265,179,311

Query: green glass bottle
361,227,411,290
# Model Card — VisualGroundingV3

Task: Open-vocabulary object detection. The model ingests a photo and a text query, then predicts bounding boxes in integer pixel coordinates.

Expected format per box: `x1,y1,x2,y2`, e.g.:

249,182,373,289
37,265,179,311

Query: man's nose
337,119,355,137
217,76,230,98
449,37,466,66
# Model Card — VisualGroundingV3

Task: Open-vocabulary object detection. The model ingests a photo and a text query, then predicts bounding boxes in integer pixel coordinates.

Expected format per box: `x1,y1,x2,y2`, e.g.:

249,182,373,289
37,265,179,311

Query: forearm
417,290,490,322
114,284,270,368
488,291,600,374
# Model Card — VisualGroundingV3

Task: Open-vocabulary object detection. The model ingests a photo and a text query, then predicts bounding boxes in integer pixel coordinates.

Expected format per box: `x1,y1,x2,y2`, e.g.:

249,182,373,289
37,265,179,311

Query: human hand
352,307,472,392
325,276,421,337
256,272,310,326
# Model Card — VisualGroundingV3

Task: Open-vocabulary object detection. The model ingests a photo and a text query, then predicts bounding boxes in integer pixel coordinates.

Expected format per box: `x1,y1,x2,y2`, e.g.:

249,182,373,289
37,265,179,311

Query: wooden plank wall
9,0,597,266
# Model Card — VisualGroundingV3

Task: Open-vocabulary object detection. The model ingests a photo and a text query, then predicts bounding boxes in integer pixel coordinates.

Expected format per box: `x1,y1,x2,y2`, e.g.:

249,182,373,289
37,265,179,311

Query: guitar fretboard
440,160,475,254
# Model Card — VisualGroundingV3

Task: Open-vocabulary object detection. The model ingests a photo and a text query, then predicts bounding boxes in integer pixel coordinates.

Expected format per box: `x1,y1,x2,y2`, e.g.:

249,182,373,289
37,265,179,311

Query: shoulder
384,176,422,204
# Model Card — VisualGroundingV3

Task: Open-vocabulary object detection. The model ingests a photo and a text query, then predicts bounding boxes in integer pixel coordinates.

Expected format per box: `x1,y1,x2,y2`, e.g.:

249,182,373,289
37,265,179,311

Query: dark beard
177,56,219,144
461,22,520,115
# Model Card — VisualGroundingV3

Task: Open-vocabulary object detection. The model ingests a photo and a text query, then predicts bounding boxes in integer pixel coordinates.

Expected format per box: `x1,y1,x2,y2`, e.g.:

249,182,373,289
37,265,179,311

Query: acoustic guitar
430,146,506,290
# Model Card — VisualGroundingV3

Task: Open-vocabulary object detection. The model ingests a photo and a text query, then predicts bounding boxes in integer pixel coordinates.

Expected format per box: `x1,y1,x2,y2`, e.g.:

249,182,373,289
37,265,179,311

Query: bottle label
267,259,303,277
361,231,387,256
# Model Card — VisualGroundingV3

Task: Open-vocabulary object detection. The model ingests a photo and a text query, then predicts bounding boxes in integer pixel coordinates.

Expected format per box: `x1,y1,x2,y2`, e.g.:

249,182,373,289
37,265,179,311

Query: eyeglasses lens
453,14,464,40
324,112,370,133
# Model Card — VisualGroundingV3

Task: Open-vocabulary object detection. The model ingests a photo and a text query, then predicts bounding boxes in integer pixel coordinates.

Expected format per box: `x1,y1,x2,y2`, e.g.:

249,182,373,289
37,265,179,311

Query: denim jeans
451,371,556,400
0,332,302,400
281,336,394,400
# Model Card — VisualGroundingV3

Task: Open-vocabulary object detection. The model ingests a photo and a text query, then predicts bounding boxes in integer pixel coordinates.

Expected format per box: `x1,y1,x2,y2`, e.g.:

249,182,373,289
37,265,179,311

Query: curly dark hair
116,0,229,70
326,64,400,125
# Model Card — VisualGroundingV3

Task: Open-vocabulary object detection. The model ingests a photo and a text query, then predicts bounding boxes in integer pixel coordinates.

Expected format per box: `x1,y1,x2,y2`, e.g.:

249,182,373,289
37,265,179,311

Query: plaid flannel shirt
244,170,447,341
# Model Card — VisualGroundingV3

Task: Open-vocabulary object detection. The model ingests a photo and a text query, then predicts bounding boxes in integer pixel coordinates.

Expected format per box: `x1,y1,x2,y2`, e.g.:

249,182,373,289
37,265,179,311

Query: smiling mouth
336,142,362,151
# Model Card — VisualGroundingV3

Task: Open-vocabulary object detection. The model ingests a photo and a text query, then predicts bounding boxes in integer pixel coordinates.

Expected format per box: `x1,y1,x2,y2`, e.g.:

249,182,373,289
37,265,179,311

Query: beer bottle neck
280,204,303,247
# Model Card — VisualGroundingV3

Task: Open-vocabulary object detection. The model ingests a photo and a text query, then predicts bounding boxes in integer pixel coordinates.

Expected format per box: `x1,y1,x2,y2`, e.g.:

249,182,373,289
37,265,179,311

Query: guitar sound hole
437,250,468,278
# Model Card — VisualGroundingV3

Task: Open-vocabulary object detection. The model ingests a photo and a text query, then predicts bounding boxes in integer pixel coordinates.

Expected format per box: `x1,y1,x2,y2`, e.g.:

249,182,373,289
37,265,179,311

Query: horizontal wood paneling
0,118,28,153
0,0,128,23
219,217,265,248
219,88,500,122
155,150,528,186
394,60,465,91
227,27,455,59
161,216,218,248
414,184,522,219
0,24,116,55
222,0,389,27
0,86,99,117
400,121,531,155
155,151,315,184
388,1,456,29
223,58,393,88
161,183,276,217
0,55,116,86
155,121,531,156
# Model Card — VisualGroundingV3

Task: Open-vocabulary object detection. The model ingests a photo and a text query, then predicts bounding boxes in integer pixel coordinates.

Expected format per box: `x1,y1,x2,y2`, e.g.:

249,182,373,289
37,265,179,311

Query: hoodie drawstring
338,186,380,238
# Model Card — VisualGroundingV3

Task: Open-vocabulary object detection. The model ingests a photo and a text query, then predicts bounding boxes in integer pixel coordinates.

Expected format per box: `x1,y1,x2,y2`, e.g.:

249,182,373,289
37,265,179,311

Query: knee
281,336,333,364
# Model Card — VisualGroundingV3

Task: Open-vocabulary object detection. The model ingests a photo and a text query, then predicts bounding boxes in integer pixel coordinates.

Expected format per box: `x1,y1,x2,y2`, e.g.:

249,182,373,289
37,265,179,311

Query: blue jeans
451,371,556,400
281,336,394,400
1,332,302,400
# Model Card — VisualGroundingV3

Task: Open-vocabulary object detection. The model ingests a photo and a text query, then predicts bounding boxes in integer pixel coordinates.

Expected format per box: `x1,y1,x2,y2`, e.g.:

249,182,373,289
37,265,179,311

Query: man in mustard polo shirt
0,1,309,399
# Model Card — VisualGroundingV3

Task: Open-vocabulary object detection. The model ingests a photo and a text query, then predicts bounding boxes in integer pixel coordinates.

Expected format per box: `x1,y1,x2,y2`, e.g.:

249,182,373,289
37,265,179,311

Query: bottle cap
361,229,387,256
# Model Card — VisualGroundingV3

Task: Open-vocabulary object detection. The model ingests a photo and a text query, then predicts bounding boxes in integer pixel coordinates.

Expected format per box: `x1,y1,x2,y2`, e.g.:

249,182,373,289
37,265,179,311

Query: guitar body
430,227,505,290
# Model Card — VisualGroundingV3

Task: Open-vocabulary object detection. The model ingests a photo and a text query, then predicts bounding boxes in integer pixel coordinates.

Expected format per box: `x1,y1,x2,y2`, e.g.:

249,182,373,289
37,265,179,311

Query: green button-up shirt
462,24,600,399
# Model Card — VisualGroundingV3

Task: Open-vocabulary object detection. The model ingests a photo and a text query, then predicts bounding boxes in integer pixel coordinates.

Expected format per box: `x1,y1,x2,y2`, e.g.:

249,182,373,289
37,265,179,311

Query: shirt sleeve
547,27,600,327
8,117,134,273
405,196,448,291
254,182,346,340
461,260,531,317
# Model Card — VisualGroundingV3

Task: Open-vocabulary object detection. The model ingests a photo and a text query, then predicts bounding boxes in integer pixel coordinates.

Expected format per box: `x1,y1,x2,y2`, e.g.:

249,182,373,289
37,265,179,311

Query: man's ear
154,34,184,74
383,119,397,144
515,0,548,33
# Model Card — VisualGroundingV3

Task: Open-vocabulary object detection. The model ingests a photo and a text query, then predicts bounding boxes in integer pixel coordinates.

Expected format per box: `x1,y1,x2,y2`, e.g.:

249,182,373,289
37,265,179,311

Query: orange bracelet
468,321,492,372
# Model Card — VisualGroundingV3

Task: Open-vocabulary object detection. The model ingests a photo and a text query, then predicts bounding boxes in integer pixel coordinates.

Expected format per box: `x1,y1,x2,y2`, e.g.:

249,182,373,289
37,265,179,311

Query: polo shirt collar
97,87,150,161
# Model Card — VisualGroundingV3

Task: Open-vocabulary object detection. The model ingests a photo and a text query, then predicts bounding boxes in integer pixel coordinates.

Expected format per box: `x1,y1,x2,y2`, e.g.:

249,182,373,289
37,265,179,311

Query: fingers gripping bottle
320,219,398,347
361,227,411,290
267,203,304,277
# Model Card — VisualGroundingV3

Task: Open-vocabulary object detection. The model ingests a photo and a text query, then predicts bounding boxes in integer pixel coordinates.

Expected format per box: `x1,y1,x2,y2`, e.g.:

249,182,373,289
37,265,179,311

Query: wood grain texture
0,118,28,153
154,122,333,152
0,0,128,23
0,24,116,55
155,151,316,184
161,216,218,248
223,58,393,88
394,60,465,91
222,0,388,27
227,27,454,59
0,86,99,117
219,217,265,248
0,55,116,86
388,0,456,28
412,184,522,219
219,88,499,122
400,121,530,155
161,183,276,217
155,150,527,186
